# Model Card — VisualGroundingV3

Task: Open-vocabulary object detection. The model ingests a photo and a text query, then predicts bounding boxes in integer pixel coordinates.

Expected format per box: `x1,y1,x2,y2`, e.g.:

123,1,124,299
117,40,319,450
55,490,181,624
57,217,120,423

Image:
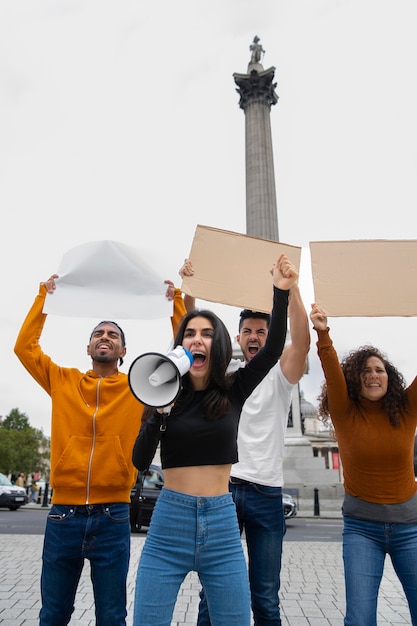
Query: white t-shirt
229,359,295,487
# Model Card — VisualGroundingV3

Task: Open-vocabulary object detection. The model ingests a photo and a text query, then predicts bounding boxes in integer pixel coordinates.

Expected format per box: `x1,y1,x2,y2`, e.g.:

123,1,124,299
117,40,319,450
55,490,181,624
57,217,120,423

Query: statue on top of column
249,36,264,65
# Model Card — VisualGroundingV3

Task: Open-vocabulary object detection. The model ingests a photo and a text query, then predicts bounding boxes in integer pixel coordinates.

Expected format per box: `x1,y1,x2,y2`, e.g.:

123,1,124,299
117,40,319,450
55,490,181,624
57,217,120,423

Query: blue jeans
40,503,130,625
197,481,285,626
343,516,417,626
133,488,251,626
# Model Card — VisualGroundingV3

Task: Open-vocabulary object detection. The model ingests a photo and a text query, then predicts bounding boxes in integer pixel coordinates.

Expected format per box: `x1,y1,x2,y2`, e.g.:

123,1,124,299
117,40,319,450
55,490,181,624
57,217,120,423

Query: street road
284,517,343,542
0,506,48,535
0,507,343,541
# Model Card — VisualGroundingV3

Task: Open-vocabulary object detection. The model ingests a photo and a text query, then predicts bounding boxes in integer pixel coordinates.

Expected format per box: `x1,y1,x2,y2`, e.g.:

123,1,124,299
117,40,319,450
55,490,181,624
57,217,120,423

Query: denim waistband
68,504,122,514
159,487,232,509
230,477,251,485
76,504,106,511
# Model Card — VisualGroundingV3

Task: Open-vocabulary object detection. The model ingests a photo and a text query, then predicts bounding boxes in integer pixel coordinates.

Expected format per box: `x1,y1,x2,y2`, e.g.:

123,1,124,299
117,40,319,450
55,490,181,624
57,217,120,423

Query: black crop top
132,286,289,471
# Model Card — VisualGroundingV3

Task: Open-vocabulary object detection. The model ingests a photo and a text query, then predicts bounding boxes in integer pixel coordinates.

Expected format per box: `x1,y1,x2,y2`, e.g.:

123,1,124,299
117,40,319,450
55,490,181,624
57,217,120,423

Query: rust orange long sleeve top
316,328,417,504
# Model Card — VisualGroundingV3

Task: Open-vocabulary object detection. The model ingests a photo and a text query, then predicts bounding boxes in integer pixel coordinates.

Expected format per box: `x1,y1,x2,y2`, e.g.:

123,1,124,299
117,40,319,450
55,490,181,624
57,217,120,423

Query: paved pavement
0,506,412,625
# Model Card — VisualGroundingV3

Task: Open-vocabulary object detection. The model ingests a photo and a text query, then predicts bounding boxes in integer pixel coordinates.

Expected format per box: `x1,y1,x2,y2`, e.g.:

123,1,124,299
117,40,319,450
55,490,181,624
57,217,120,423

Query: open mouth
97,343,112,350
192,351,206,366
248,345,259,355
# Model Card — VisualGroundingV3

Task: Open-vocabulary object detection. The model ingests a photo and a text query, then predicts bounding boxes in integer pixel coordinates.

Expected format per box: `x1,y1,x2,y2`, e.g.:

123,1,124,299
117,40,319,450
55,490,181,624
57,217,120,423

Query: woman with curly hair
310,303,417,626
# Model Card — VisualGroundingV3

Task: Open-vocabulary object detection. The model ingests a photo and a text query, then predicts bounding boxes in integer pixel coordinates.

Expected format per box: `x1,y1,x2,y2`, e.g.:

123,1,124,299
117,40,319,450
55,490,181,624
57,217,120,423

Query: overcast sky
1,0,417,436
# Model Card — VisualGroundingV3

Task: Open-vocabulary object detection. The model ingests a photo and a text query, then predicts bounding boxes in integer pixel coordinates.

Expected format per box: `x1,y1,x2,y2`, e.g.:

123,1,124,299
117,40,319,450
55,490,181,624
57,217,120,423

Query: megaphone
128,346,194,408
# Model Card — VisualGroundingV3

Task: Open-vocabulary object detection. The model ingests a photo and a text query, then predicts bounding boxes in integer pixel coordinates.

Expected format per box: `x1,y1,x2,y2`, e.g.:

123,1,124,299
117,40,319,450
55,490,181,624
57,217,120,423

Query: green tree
0,408,50,478
0,429,15,476
2,408,31,431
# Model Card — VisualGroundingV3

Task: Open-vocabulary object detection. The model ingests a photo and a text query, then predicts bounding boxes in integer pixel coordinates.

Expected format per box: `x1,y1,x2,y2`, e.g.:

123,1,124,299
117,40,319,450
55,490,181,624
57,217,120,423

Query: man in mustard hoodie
14,272,190,626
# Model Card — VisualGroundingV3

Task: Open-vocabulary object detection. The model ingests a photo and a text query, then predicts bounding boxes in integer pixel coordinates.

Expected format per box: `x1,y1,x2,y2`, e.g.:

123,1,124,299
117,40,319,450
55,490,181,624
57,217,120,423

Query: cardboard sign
181,225,301,313
310,239,417,317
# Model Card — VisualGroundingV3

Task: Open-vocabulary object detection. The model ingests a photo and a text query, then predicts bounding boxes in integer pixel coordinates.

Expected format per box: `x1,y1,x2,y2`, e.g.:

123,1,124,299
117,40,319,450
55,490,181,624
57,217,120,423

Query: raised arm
309,303,351,417
179,258,195,313
14,274,59,393
310,303,328,331
164,260,195,336
271,253,298,291
42,274,59,294
232,254,297,400
279,284,310,384
259,254,299,363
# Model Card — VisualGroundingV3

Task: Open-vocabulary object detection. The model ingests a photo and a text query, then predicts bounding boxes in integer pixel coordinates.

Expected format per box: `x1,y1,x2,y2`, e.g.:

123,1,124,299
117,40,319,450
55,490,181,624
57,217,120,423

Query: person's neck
91,362,119,378
191,376,209,391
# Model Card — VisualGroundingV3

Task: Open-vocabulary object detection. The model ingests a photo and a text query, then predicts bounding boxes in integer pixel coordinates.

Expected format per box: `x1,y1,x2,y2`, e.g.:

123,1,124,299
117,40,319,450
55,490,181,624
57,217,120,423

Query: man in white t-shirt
197,283,310,626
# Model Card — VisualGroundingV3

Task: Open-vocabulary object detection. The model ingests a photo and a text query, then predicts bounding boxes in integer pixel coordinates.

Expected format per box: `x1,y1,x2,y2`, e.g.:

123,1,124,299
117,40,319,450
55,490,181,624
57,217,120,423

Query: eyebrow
184,326,213,333
92,328,121,337
241,325,266,332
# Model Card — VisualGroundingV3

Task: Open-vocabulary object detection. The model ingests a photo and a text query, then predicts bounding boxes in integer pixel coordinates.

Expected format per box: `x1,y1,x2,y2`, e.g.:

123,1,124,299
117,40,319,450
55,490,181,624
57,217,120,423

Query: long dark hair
317,345,408,428
172,309,233,420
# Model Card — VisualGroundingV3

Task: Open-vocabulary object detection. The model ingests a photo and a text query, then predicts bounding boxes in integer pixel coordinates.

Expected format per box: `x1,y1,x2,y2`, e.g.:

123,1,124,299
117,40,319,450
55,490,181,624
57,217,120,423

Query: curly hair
317,345,408,428
170,309,233,421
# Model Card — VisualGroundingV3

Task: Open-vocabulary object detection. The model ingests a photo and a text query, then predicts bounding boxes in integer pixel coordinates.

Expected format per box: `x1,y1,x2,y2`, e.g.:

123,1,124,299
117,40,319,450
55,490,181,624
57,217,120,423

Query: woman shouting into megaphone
131,254,298,626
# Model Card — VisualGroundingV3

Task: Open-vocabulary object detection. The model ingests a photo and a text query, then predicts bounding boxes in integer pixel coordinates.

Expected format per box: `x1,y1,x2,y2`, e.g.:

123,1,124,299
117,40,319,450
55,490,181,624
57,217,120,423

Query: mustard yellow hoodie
14,284,187,505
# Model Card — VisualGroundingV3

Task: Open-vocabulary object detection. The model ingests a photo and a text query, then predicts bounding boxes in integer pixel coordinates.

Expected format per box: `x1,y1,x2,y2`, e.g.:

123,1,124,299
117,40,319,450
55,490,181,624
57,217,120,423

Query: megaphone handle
160,413,167,430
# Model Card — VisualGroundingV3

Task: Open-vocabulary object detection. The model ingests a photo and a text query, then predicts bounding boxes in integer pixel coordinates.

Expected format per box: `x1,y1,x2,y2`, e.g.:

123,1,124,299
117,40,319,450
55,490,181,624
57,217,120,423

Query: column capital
233,67,278,111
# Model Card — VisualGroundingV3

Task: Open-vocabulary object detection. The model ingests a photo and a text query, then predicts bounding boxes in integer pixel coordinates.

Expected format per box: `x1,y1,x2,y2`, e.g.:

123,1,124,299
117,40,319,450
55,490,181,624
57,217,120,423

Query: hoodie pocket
89,435,131,487
53,435,130,489
53,436,92,488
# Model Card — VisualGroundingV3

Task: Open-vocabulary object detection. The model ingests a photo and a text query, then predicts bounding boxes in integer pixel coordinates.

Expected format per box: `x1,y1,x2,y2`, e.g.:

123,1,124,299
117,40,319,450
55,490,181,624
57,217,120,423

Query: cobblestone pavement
0,531,411,625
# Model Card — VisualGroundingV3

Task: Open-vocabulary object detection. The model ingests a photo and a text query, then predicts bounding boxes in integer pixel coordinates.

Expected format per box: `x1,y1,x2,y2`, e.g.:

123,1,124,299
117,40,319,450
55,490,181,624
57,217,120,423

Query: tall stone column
233,38,279,240
232,39,338,492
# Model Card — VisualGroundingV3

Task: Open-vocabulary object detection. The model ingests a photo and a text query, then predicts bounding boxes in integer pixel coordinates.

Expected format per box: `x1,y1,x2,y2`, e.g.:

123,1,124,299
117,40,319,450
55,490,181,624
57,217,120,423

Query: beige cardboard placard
310,240,417,317
181,225,301,313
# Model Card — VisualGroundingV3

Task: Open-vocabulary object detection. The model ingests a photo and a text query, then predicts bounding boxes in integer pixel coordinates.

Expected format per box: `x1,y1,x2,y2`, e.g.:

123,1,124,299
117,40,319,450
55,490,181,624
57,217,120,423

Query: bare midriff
163,464,232,496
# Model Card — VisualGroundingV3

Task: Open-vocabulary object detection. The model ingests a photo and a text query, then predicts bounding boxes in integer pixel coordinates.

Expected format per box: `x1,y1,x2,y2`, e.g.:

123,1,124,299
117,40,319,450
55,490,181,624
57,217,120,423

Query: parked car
130,464,164,532
0,472,28,510
129,464,297,532
282,492,297,519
